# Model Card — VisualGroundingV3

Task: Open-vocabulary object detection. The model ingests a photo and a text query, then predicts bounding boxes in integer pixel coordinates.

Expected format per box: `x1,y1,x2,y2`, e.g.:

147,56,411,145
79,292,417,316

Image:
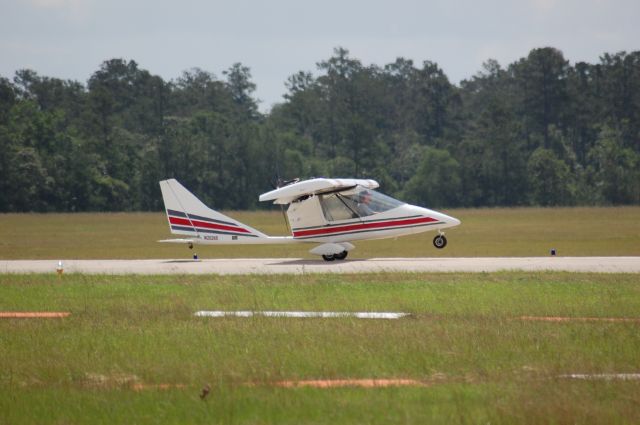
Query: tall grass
1,272,639,424
1,206,639,259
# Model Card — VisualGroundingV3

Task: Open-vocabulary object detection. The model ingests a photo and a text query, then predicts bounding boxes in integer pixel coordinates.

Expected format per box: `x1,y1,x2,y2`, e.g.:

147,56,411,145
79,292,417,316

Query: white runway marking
194,311,410,319
1,257,639,275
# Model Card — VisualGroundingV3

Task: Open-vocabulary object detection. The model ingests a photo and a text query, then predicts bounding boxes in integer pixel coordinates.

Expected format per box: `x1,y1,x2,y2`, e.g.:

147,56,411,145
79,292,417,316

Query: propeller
270,176,300,190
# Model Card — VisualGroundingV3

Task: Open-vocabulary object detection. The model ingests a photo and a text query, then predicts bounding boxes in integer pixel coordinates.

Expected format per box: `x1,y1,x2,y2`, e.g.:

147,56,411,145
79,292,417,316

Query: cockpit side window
319,186,405,222
319,193,358,221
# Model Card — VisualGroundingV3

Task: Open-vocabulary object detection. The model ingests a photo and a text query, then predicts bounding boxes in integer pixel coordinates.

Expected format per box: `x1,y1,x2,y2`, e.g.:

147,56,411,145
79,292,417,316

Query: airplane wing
259,178,379,204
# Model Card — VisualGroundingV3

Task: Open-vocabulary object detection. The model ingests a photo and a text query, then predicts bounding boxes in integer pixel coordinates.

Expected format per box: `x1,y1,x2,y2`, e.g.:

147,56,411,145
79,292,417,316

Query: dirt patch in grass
130,383,188,391
80,373,185,391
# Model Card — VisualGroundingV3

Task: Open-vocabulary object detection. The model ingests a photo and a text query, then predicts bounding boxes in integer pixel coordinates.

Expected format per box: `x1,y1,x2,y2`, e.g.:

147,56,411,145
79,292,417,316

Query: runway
1,257,639,274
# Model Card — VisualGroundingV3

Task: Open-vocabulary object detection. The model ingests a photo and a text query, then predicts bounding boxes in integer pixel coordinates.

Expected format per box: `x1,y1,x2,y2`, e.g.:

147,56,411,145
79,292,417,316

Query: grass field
1,206,639,259
1,272,640,424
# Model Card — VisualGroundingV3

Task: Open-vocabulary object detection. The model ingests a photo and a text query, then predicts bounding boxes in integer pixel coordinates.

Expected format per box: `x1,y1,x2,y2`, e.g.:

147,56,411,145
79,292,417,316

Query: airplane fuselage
159,178,461,260
294,213,459,243
288,199,459,244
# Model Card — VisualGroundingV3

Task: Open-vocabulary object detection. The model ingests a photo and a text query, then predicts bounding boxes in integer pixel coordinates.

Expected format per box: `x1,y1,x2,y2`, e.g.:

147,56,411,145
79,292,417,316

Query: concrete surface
1,257,639,274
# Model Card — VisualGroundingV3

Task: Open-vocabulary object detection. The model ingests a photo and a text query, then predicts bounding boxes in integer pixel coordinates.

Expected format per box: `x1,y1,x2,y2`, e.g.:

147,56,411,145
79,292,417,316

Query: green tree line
1,47,638,212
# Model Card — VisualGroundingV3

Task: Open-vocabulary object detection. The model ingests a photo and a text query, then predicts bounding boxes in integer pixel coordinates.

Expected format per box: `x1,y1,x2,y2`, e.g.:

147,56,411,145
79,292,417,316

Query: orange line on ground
270,379,429,388
519,316,640,323
0,312,71,318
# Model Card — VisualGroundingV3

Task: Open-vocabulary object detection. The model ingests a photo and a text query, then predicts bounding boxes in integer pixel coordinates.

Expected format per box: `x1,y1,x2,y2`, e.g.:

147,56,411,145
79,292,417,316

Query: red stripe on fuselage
292,216,437,238
168,216,251,234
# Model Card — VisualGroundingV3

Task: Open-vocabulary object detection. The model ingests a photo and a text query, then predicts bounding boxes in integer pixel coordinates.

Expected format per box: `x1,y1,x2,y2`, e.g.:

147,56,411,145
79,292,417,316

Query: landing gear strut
433,234,447,249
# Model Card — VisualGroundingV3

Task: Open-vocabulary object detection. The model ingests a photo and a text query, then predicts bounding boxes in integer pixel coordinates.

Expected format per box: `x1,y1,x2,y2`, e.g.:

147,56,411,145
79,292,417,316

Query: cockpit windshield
319,186,405,221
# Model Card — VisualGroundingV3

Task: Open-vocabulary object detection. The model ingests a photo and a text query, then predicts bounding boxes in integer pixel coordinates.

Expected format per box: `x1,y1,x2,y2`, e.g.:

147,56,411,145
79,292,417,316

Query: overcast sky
1,0,638,111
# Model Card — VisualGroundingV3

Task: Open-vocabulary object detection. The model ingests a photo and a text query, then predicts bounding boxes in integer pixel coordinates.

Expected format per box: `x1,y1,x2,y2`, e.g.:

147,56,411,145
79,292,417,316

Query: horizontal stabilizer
158,239,195,244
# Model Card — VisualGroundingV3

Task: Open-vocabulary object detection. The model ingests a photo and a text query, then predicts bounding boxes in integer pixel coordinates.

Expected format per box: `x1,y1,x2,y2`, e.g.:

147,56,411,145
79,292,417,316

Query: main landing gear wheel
433,234,447,249
322,254,336,261
334,251,348,260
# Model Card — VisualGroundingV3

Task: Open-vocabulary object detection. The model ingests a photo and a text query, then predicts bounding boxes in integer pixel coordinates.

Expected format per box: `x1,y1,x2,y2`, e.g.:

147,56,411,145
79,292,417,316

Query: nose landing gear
433,233,447,249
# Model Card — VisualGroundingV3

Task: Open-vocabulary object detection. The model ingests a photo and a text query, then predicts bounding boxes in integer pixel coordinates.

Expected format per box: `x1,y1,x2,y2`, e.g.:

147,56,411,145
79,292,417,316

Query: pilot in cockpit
356,190,375,216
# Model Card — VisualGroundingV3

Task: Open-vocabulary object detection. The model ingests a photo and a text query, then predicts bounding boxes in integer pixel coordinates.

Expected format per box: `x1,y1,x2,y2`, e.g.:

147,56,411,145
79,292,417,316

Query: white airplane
159,178,460,261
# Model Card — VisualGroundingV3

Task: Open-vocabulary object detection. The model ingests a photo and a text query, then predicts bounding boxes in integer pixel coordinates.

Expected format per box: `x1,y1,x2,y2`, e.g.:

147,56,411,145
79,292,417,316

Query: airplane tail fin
159,179,267,240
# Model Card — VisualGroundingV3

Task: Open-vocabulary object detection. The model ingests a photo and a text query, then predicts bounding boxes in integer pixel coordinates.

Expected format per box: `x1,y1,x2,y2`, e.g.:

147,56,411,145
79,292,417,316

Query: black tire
334,251,348,260
322,254,336,261
433,234,447,249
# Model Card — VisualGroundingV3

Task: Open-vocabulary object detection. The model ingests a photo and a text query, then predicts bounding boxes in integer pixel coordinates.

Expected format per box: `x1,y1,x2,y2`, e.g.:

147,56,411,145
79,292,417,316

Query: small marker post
56,260,64,276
